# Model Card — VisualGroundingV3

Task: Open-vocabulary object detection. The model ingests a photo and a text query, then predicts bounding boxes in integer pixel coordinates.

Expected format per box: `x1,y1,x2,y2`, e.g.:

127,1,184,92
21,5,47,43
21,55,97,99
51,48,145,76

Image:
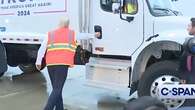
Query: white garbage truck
0,0,191,109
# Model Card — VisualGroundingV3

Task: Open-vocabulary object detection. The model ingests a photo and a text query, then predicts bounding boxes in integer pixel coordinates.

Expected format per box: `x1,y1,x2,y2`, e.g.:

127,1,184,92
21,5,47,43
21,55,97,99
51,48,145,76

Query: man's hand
36,65,42,71
95,32,101,38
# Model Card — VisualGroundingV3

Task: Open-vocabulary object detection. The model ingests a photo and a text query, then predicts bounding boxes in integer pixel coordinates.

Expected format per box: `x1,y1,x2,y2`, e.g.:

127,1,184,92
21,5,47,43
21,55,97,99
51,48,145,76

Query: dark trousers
44,65,68,110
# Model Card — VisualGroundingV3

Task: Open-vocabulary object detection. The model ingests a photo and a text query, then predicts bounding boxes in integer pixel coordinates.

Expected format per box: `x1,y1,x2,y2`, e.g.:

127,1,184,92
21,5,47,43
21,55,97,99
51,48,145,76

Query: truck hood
153,16,191,44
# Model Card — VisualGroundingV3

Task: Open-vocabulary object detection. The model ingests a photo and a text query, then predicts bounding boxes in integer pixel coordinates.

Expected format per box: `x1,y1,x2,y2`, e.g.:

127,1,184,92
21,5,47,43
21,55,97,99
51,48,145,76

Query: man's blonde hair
59,16,70,28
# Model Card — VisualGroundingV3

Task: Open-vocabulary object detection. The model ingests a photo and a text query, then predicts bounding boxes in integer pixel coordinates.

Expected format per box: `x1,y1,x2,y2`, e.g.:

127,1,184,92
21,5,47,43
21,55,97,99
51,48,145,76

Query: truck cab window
100,0,138,14
123,0,138,14
147,0,177,16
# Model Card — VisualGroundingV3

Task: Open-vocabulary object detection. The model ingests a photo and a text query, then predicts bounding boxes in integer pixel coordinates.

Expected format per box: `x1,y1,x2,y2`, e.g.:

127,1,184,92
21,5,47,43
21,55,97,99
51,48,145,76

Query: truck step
86,57,131,90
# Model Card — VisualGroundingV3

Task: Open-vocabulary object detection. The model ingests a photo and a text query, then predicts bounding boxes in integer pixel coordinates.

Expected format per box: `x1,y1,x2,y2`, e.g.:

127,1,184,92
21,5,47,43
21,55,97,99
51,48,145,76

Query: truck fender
0,40,7,74
132,41,182,82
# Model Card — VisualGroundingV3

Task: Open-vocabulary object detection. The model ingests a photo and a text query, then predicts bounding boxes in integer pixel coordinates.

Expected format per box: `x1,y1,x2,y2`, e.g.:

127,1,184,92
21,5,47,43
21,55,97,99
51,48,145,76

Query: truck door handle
94,25,102,39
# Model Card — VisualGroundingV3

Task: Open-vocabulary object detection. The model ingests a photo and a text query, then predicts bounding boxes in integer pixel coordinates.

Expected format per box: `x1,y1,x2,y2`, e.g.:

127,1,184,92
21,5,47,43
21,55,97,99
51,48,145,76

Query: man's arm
76,32,95,40
35,36,48,70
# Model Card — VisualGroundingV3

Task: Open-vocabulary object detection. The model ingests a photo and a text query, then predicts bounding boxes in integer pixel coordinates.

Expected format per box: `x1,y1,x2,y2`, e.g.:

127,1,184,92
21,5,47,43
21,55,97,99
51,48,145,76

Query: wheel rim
150,75,185,109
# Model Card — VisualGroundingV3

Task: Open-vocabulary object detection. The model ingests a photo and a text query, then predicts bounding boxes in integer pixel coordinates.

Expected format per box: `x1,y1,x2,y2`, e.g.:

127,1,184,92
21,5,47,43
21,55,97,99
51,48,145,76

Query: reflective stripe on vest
47,43,77,52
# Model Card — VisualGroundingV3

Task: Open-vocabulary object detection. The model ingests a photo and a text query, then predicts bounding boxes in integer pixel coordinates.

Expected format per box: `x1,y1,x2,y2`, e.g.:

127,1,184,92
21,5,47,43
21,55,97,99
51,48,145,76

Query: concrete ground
0,66,128,110
0,66,195,110
0,73,47,110
42,66,129,110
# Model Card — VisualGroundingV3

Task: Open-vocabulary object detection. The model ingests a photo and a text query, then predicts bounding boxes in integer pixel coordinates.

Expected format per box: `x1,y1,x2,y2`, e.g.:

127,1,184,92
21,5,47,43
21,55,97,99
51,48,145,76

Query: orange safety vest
45,27,77,66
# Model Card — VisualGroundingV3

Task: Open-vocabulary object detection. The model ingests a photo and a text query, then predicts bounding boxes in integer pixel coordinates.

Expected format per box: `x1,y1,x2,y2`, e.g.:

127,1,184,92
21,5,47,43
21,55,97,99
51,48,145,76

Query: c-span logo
159,84,195,99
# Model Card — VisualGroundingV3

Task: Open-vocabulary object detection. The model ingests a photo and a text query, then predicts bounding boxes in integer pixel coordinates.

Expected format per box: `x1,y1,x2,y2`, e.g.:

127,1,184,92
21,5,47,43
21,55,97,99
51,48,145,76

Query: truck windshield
147,0,178,17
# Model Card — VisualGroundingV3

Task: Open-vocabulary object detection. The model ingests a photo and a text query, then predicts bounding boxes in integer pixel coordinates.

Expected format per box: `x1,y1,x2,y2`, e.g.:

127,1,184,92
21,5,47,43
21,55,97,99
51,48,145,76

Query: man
180,18,195,84
36,17,99,110
36,17,77,110
187,18,195,36
187,18,195,83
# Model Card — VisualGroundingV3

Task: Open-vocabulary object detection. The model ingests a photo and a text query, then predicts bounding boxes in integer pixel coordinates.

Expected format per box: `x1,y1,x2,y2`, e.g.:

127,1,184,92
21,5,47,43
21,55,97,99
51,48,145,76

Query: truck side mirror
117,0,134,23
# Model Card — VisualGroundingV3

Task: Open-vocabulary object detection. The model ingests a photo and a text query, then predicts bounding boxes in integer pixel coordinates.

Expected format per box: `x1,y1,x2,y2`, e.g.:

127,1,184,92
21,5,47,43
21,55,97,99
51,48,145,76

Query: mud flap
0,40,7,74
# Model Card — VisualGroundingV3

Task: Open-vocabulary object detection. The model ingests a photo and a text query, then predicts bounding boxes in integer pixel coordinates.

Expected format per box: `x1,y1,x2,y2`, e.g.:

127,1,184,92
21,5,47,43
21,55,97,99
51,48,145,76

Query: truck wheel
0,72,5,77
137,61,185,109
0,40,7,77
19,64,38,73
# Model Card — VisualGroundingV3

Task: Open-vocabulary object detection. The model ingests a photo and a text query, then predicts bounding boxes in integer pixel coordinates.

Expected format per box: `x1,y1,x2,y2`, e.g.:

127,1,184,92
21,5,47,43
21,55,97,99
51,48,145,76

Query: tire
137,60,184,109
19,64,38,73
0,40,7,76
0,72,5,77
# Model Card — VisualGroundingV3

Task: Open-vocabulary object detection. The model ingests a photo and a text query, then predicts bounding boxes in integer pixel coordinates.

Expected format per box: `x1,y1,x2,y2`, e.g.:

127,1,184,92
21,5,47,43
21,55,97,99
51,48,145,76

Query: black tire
137,60,181,96
19,64,38,73
137,61,185,109
0,72,5,77
0,40,7,77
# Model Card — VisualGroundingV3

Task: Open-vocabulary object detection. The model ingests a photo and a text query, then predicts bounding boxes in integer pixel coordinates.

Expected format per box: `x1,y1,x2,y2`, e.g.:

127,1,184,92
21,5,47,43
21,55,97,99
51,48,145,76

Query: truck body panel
0,0,80,44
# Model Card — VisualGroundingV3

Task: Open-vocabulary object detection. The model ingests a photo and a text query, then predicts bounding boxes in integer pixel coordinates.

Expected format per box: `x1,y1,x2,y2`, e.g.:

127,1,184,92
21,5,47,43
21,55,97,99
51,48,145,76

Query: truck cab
85,0,190,109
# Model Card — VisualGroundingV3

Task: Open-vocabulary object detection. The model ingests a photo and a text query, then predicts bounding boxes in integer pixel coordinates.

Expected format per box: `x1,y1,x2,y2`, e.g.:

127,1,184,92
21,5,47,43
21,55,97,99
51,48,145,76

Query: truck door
91,0,144,56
